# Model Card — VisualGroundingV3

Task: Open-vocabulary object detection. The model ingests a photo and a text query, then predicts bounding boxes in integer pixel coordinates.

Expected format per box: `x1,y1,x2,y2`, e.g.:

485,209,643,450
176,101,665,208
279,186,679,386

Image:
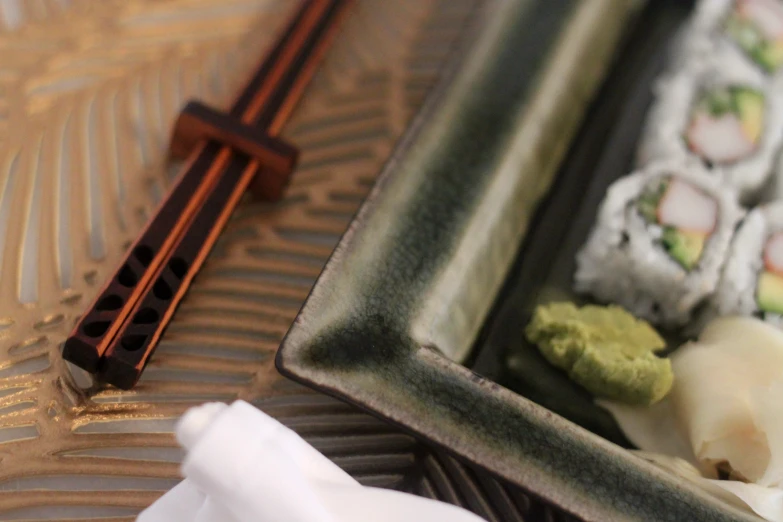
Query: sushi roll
682,0,783,75
637,46,783,202
712,201,783,327
575,159,744,328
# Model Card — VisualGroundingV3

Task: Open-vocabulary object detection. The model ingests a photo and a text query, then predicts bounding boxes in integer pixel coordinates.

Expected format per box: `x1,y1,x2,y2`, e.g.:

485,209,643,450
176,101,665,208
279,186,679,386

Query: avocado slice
758,271,783,315
734,87,765,143
725,15,783,72
755,43,783,73
662,227,706,271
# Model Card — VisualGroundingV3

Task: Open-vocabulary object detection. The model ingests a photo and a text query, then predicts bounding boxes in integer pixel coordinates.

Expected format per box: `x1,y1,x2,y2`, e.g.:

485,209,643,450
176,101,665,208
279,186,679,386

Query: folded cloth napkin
137,400,488,522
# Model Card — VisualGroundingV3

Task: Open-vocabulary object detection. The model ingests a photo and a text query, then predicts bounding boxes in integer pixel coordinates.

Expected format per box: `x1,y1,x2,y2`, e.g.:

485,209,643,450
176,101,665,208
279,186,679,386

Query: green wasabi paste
525,302,673,406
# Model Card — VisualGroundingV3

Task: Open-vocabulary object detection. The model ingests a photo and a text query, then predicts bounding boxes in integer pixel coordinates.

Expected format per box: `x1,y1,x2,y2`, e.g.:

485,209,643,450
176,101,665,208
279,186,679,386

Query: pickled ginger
600,316,783,522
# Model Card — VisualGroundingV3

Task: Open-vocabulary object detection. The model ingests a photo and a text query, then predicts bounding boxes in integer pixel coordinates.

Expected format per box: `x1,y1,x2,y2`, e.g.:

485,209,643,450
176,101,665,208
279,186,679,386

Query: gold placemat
0,0,483,519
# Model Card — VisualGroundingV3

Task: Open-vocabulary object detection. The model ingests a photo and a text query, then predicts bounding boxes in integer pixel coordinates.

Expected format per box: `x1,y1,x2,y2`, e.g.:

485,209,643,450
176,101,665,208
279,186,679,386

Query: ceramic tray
278,0,765,521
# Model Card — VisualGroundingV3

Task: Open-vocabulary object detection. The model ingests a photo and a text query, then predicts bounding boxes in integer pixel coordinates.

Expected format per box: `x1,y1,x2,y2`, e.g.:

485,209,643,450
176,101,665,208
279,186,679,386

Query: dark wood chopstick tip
99,358,141,391
62,337,102,374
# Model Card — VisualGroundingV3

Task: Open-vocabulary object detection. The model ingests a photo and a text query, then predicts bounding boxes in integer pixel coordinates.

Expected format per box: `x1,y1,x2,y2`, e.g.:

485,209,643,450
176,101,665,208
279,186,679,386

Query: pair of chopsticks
63,0,352,390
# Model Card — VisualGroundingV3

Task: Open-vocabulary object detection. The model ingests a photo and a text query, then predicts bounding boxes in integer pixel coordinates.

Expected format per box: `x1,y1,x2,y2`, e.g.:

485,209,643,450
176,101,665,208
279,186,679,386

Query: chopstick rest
170,101,299,200
63,0,352,389
137,401,488,522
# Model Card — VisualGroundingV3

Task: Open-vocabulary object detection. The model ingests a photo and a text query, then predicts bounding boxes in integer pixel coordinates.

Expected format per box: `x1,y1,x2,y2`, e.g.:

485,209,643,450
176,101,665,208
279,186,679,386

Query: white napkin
137,400,488,522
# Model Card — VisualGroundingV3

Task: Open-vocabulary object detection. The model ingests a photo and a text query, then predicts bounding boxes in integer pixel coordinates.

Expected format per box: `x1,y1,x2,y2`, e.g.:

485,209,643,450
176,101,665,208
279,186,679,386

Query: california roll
575,159,744,327
637,46,783,202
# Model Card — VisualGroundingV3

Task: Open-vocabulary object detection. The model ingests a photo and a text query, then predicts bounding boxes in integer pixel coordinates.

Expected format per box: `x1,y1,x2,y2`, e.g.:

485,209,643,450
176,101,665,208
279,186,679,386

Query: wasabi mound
525,302,672,406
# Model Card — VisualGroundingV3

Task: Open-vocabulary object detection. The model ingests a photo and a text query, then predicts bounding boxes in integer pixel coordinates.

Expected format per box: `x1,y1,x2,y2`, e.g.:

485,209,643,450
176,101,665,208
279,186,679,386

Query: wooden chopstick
63,0,352,388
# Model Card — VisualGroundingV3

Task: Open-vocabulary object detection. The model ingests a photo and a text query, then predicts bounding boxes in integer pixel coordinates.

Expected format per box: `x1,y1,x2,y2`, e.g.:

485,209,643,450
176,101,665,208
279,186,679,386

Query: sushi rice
637,45,783,203
575,159,744,327
679,0,783,76
712,201,783,327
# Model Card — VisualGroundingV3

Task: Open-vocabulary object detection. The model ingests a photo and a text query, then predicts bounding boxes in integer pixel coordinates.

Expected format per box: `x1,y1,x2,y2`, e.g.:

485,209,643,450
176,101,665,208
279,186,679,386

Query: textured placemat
0,1,573,520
